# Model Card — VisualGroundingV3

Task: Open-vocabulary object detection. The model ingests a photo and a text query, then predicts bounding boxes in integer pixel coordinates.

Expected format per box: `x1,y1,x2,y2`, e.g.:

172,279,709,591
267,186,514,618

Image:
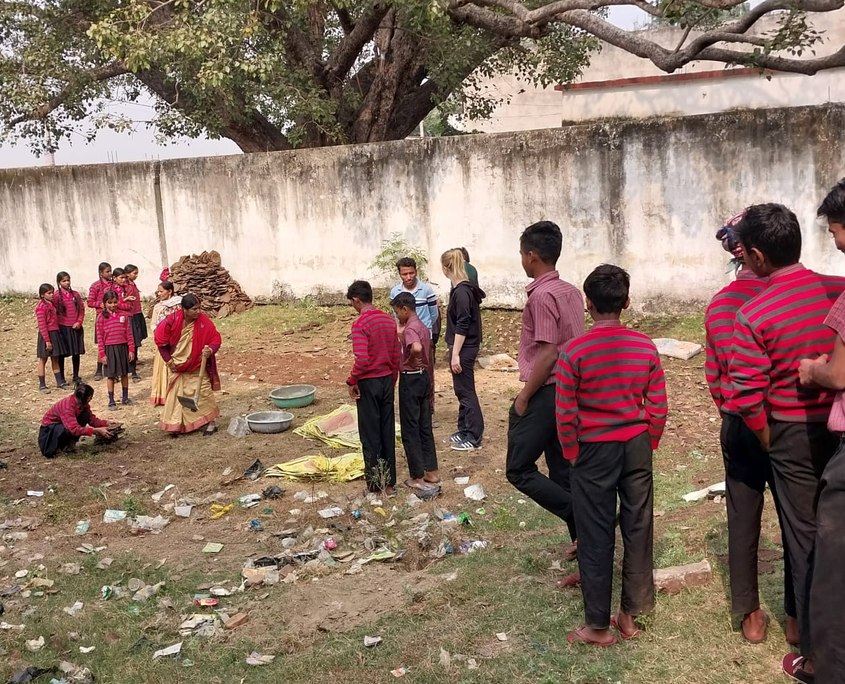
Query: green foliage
650,1,750,29
371,232,430,282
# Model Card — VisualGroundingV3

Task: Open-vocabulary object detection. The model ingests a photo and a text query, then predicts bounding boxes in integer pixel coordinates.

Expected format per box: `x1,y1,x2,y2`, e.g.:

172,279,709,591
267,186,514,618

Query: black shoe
131,374,141,383
94,373,103,382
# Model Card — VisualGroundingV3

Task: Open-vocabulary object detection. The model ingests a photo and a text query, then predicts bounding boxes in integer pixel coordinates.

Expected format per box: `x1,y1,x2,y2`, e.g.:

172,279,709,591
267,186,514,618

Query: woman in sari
154,294,222,435
149,281,182,406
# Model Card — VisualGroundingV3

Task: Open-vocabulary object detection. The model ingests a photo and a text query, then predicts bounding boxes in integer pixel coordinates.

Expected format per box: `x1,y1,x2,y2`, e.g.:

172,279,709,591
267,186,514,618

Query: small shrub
371,232,429,282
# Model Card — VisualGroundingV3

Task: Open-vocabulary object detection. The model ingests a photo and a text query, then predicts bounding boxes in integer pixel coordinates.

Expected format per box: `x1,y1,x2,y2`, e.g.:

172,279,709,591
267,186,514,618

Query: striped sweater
86,278,115,312
55,288,85,327
96,312,135,358
704,270,767,413
35,300,59,343
555,320,668,461
728,263,845,430
348,306,400,384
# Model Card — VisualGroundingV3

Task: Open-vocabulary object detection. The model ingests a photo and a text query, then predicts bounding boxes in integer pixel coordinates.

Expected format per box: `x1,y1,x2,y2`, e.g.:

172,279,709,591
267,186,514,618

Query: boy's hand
798,355,828,386
450,354,462,374
348,383,361,401
753,424,771,451
513,393,528,417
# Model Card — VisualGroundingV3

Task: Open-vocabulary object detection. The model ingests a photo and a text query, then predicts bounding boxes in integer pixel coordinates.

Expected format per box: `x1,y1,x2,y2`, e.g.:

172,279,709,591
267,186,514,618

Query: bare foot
423,470,441,484
741,608,769,644
612,612,642,639
785,615,800,646
563,540,578,561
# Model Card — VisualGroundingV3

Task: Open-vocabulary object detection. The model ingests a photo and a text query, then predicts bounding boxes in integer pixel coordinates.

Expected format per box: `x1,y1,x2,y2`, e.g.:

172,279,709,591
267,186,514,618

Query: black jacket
445,281,486,348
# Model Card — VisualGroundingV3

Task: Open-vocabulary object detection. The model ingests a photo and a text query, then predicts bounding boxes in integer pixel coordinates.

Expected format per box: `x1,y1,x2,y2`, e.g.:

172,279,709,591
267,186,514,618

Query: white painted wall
1,104,844,310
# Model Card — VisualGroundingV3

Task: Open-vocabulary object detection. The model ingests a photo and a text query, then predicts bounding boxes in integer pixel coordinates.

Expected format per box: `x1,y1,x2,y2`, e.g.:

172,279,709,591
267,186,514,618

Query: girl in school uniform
87,262,114,381
149,281,182,406
35,283,68,392
55,272,86,385
123,264,147,382
97,292,135,410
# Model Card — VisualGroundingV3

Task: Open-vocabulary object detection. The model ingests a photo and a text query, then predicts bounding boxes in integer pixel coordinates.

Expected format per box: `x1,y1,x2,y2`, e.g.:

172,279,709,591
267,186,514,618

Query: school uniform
87,278,115,347
506,271,583,542
122,280,148,348
705,269,796,620
348,306,400,492
97,312,135,379
397,316,437,480
729,263,845,660
55,287,86,356
39,395,108,457
556,321,667,629
35,300,67,359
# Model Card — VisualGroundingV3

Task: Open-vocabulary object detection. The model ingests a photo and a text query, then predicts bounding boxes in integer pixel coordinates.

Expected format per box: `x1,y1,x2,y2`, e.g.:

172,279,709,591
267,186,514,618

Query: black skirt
59,325,86,356
130,313,148,347
36,330,68,359
104,343,130,379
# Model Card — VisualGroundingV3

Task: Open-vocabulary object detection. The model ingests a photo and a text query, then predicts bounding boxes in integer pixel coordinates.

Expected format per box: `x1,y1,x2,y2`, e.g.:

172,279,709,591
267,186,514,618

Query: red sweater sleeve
728,312,770,432
554,351,580,461
74,292,85,326
58,400,93,437
97,317,106,359
645,353,668,449
35,304,50,344
125,315,135,354
87,282,102,311
349,319,370,383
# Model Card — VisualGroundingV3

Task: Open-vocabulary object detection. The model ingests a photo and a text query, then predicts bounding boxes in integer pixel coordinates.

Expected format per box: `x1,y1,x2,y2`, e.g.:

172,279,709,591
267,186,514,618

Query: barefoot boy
556,264,667,646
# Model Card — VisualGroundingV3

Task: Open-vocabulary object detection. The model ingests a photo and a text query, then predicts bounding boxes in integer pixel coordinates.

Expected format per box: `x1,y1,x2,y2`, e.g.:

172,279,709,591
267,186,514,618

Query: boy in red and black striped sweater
346,280,400,494
556,264,667,647
728,203,845,680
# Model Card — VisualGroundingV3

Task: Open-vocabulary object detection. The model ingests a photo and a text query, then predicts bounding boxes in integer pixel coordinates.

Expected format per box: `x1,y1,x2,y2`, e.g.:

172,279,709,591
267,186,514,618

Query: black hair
112,267,125,278
38,283,54,298
102,290,118,318
391,292,416,310
56,271,70,285
181,293,200,310
583,264,630,314
346,280,373,304
736,203,802,268
98,262,111,276
460,247,470,263
73,382,94,404
520,221,562,265
159,280,175,294
124,264,138,274
396,257,417,271
54,271,78,317
817,178,845,225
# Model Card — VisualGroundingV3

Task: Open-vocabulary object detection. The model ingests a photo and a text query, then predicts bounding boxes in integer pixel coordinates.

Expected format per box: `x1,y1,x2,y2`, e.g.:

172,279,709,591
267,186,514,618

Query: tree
0,0,841,155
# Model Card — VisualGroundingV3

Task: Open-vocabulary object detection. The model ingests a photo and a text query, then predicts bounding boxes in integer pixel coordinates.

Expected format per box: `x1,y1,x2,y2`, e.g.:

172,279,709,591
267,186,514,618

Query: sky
0,6,647,169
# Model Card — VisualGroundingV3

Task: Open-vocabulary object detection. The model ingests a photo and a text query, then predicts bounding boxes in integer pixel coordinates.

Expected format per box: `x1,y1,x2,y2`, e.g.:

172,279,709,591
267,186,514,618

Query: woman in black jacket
442,248,486,451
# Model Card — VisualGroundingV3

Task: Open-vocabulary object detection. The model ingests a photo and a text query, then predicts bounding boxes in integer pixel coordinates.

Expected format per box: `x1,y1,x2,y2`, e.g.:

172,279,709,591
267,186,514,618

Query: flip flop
555,572,581,589
566,625,617,647
610,614,642,640
563,541,578,561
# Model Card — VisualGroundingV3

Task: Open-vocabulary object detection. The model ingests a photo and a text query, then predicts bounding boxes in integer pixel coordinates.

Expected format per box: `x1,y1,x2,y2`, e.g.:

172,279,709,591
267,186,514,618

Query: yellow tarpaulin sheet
264,452,365,482
293,404,400,449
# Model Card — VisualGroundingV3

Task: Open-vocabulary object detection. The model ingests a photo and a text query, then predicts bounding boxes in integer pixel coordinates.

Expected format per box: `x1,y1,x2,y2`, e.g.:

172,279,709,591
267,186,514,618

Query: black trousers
720,414,795,617
357,375,397,492
572,432,654,629
811,437,845,683
768,421,838,658
38,411,91,458
398,372,438,479
450,345,484,443
505,384,576,541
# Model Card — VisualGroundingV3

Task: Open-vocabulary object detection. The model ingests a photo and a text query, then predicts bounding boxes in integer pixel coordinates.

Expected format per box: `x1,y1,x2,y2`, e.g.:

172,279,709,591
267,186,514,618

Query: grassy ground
0,301,791,684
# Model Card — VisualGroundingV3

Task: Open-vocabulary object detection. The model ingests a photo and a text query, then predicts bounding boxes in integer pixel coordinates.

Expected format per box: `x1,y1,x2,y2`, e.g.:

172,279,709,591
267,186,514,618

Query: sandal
611,613,642,640
203,423,218,436
782,654,815,684
555,572,581,589
566,625,617,647
563,541,578,561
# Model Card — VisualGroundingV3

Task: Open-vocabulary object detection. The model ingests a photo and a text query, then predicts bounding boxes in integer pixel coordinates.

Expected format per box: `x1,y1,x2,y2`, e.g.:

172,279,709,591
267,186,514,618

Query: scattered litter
434,508,458,524
15,569,28,579
174,505,193,518
73,521,90,536
373,507,387,517
58,660,94,684
63,601,84,616
227,416,251,438
152,641,182,660
265,452,365,483
454,476,470,485
28,578,54,589
458,540,489,555
249,519,264,532
496,632,508,642
150,484,175,503
79,646,95,654
464,484,486,501
224,612,249,629
322,537,337,551
262,485,285,499
390,666,409,678
26,491,44,498
60,563,81,576
243,459,265,481
439,647,451,668
238,495,262,509
351,509,362,520
127,578,144,592
292,490,328,504
75,544,106,555
133,582,164,602
103,510,127,524
653,338,702,360
458,512,473,526
477,353,519,371
195,597,219,607
8,667,55,684
467,658,479,670
318,506,344,519
210,503,234,520
364,635,382,648
95,558,113,569
476,507,486,515
210,587,232,597
202,542,224,554
25,636,45,652
0,622,26,632
179,614,218,636
245,652,275,666
129,515,170,534
682,482,726,503
361,548,397,564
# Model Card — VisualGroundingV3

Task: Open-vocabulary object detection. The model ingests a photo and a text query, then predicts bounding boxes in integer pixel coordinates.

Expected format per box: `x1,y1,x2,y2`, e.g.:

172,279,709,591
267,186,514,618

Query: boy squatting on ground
555,264,667,647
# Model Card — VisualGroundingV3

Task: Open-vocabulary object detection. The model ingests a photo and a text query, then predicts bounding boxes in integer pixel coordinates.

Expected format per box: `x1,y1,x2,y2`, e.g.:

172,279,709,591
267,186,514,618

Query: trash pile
293,405,401,449
167,250,253,319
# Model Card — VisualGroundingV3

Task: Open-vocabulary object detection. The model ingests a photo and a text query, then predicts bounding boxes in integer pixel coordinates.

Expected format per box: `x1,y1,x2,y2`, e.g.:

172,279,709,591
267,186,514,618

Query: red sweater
704,270,767,413
122,281,143,315
348,306,400,384
41,395,108,437
87,278,115,312
55,288,85,327
96,313,135,358
729,263,845,430
35,300,59,343
555,320,668,461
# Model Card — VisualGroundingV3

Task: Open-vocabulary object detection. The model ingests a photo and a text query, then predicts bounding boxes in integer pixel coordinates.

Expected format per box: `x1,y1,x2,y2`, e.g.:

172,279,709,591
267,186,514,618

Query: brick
653,560,712,595
224,612,249,630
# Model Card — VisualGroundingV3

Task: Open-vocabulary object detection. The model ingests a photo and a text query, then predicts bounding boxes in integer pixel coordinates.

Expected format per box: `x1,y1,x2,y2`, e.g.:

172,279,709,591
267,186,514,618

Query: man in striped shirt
556,264,667,646
704,212,797,645
506,221,583,569
728,203,845,680
347,280,401,495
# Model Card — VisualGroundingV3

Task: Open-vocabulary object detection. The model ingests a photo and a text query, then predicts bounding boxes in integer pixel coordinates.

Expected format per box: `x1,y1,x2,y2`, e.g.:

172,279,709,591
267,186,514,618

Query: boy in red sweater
556,264,667,646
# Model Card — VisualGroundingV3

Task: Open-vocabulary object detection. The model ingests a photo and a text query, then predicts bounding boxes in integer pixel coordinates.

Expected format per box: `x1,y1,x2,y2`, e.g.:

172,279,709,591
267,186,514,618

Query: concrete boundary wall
2,104,844,309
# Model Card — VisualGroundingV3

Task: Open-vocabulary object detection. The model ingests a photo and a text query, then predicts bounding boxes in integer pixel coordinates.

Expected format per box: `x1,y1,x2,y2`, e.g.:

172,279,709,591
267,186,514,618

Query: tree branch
326,3,390,86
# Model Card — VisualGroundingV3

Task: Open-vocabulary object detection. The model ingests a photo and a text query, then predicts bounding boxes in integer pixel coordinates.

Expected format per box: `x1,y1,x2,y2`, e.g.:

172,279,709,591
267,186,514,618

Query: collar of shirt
590,319,624,330
525,270,560,294
769,262,805,281
736,268,766,283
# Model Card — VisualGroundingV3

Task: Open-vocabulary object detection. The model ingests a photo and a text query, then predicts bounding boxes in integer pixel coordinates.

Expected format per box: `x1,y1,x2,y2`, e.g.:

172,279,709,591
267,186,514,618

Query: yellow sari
149,297,181,406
